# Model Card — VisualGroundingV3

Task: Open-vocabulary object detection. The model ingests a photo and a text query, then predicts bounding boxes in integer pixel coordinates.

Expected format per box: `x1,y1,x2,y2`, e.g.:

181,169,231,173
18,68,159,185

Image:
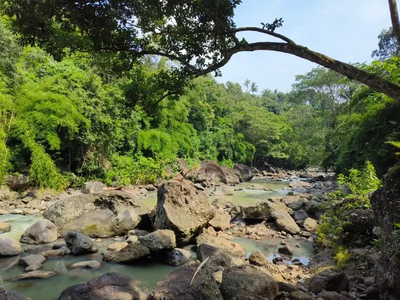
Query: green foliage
105,155,165,185
337,161,382,207
334,247,351,268
317,162,381,250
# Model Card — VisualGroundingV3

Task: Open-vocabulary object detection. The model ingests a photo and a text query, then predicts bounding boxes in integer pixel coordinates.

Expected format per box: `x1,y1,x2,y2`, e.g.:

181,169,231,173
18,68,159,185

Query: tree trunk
389,0,400,47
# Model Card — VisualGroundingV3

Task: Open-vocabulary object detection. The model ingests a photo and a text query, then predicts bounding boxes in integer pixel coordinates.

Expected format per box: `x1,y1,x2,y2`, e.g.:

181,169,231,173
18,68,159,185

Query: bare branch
228,27,296,44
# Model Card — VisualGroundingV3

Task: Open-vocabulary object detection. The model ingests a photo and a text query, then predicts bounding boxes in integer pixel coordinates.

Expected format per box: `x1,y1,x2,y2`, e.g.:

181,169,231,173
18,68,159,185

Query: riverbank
0,165,379,300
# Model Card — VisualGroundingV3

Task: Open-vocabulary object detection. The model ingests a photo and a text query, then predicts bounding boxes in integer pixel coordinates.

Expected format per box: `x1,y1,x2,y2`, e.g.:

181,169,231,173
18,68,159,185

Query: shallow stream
0,180,315,300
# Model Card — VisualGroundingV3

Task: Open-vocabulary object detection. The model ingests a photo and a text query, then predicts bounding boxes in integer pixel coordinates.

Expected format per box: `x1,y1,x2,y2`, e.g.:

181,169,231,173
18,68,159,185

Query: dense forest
0,14,400,190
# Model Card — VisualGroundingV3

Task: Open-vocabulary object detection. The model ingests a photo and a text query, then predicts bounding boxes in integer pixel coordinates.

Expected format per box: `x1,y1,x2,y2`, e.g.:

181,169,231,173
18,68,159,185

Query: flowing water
0,180,315,300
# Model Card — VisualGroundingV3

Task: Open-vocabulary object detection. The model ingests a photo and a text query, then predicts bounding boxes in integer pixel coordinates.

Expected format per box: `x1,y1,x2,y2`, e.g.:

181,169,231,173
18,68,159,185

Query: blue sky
214,0,392,92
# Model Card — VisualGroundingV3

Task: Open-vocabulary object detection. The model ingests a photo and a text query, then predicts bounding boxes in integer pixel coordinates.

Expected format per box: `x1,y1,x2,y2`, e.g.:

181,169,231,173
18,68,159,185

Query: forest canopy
0,2,400,189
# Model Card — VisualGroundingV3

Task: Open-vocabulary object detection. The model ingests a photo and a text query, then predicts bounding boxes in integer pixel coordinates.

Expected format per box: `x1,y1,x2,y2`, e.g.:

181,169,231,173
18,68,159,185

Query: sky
214,0,392,92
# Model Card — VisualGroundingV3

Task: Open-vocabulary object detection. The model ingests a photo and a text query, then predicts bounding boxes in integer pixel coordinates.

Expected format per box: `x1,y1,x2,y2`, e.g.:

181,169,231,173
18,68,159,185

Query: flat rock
18,254,46,267
107,242,128,251
69,260,101,269
103,242,150,263
10,270,57,281
197,233,245,257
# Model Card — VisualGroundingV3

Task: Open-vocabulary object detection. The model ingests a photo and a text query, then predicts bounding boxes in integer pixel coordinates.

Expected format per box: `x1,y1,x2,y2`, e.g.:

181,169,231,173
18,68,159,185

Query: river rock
0,237,21,256
287,199,309,211
69,260,101,269
208,210,231,231
5,174,33,191
165,248,192,266
81,181,106,194
307,269,349,294
220,166,241,185
65,231,98,255
152,262,223,300
58,272,149,300
234,164,254,182
0,208,10,215
20,219,58,244
247,184,271,191
0,222,11,234
107,242,128,251
0,287,32,300
18,254,46,268
197,233,245,257
303,218,318,232
127,235,138,244
248,251,270,267
318,291,349,300
138,229,176,252
154,180,215,245
197,244,244,272
291,291,313,300
271,210,300,235
103,242,150,263
10,270,57,281
220,265,279,300
240,198,291,221
44,190,151,237
189,160,227,185
278,245,293,255
289,181,310,189
294,210,308,221
42,247,70,258
212,199,239,218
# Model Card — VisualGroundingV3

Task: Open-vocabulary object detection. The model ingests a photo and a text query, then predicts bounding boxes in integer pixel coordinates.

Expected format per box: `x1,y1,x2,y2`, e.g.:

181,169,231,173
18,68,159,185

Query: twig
190,257,209,285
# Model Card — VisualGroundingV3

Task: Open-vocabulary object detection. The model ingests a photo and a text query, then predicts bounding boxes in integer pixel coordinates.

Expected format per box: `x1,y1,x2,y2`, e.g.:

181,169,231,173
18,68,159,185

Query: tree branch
389,0,400,46
228,27,296,44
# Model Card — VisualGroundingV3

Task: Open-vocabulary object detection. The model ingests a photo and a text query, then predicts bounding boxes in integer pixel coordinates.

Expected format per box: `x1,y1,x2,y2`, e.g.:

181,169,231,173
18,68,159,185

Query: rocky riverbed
0,163,381,300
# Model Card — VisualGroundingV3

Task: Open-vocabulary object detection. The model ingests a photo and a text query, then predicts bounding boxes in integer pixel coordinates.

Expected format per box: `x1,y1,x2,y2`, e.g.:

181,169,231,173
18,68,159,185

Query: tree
3,1,400,101
372,27,400,60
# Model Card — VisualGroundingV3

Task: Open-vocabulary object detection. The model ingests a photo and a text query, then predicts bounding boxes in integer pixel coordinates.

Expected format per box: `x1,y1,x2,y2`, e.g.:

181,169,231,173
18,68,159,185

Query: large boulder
271,210,300,235
65,231,98,255
20,219,58,244
371,167,400,300
0,238,21,256
44,190,151,237
5,174,33,191
103,242,150,263
154,181,215,245
240,198,291,221
197,244,244,272
138,230,176,252
189,161,227,185
152,262,223,300
208,210,231,231
196,233,245,257
307,269,349,294
81,181,106,194
220,265,279,300
58,272,149,300
234,164,254,182
220,166,241,185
